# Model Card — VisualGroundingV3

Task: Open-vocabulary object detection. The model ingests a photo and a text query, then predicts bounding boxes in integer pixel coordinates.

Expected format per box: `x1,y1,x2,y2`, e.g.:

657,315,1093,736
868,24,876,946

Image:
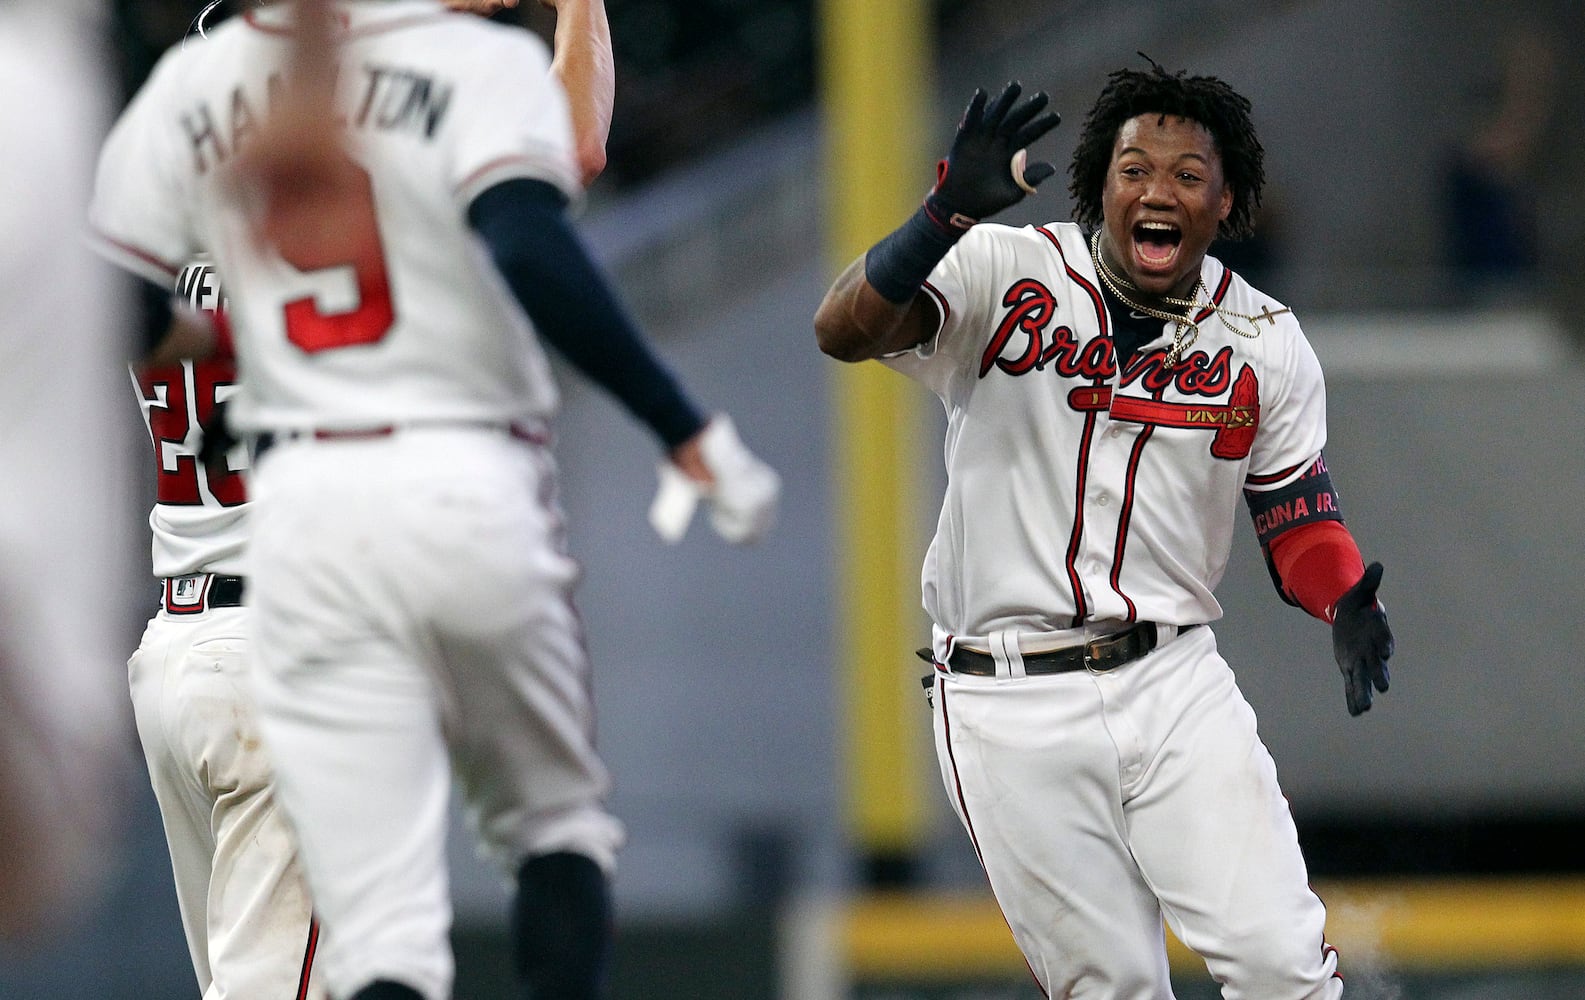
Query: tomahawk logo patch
1067,362,1261,460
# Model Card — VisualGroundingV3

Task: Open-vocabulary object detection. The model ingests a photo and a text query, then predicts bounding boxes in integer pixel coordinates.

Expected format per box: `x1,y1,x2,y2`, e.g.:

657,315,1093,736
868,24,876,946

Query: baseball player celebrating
91,3,778,1000
814,64,1394,998
119,3,616,996
129,257,326,1000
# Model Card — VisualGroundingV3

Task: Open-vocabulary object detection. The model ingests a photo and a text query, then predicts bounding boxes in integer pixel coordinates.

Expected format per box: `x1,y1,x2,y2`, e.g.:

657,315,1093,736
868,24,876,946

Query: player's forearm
547,0,614,186
814,256,932,362
434,0,609,184
1267,519,1366,623
469,178,706,448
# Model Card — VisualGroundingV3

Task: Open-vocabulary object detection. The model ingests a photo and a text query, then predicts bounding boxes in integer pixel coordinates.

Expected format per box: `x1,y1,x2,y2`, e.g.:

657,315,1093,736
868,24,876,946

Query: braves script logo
980,279,1232,392
979,278,1260,459
980,279,1081,378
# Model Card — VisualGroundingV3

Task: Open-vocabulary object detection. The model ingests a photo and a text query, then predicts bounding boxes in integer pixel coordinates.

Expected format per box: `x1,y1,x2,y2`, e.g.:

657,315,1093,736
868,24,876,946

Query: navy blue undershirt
138,273,175,355
467,178,705,449
1096,279,1166,367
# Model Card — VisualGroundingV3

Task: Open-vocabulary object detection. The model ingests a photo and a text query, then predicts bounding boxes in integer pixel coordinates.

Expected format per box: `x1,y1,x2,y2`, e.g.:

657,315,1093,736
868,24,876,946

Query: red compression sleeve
1267,519,1366,623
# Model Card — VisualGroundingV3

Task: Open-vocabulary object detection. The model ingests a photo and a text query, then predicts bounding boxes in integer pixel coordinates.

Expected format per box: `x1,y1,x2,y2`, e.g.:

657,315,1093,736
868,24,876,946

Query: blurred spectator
1439,24,1558,305
601,0,813,186
109,0,227,97
508,0,814,187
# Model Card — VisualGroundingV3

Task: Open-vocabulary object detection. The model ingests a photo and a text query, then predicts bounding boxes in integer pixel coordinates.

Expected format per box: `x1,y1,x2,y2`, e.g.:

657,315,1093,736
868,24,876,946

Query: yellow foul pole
817,0,932,875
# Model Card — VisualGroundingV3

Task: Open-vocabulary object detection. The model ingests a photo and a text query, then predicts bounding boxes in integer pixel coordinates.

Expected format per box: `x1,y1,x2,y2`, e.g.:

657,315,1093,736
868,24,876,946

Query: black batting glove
1331,561,1394,716
924,82,1062,232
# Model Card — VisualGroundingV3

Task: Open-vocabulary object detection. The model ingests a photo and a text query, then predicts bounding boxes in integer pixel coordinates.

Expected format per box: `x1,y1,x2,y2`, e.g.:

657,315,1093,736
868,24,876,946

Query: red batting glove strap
923,161,978,233
1267,519,1366,623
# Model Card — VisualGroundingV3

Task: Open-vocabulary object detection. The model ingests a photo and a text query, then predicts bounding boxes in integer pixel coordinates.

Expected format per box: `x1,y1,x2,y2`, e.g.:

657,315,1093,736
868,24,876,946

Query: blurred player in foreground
119,2,610,994
815,63,1394,997
0,0,138,940
92,1,779,998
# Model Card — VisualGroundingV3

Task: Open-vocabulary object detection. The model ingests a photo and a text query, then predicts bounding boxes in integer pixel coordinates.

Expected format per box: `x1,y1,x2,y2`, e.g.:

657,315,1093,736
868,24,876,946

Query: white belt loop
930,624,957,668
1157,623,1179,646
990,629,1026,678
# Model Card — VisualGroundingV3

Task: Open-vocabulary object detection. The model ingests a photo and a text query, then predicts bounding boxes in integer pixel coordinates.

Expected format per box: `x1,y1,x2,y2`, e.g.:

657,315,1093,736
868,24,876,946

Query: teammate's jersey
90,0,581,436
885,221,1326,638
131,258,248,578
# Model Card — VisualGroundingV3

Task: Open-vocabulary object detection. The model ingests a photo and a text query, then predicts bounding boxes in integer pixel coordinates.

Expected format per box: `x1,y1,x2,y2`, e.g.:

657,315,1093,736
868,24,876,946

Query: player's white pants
247,427,626,1000
931,625,1343,1000
128,605,325,1000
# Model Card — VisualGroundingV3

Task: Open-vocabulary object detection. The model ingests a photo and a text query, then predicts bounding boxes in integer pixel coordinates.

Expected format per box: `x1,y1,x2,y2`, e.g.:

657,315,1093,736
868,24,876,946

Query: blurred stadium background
4,0,1584,997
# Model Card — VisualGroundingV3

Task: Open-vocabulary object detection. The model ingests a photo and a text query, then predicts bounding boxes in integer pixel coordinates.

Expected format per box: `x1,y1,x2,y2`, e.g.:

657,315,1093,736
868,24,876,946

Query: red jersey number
136,361,246,507
278,162,395,353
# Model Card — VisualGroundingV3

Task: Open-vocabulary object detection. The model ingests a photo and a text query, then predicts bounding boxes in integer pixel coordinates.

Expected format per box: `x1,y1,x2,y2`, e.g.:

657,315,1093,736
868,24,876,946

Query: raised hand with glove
862,81,1062,305
815,81,1062,363
924,81,1062,232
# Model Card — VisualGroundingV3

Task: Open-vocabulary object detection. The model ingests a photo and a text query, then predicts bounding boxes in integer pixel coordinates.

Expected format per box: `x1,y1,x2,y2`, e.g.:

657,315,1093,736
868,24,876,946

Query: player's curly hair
1068,58,1265,240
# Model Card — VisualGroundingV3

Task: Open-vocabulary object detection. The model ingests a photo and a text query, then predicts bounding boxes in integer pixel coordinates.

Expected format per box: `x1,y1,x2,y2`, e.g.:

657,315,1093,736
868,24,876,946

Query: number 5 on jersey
276,160,396,354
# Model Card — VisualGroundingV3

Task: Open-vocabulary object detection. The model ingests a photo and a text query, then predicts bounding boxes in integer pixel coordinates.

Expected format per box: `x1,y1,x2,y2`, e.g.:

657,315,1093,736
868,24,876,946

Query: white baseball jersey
888,220,1326,646
908,220,1343,997
90,0,581,437
131,258,249,578
90,7,621,997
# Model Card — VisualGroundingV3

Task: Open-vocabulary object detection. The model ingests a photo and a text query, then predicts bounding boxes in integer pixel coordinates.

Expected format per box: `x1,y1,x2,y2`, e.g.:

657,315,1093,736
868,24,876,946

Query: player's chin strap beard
1089,229,1265,368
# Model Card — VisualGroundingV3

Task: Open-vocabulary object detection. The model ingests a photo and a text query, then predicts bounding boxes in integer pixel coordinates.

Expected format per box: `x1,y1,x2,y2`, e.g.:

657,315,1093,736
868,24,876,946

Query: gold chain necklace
1088,230,1277,368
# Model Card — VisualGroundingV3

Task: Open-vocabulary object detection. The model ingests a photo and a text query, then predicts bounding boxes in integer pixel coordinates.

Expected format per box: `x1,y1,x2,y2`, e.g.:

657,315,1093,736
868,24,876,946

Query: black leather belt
205,575,246,607
922,622,1201,676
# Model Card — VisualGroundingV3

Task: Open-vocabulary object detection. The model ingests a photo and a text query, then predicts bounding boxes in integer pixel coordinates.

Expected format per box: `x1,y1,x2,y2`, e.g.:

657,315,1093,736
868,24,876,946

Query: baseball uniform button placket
1096,658,1148,788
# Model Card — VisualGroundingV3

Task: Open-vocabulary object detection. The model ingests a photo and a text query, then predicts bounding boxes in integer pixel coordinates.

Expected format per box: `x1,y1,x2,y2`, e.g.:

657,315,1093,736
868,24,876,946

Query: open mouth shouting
1132,219,1182,276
